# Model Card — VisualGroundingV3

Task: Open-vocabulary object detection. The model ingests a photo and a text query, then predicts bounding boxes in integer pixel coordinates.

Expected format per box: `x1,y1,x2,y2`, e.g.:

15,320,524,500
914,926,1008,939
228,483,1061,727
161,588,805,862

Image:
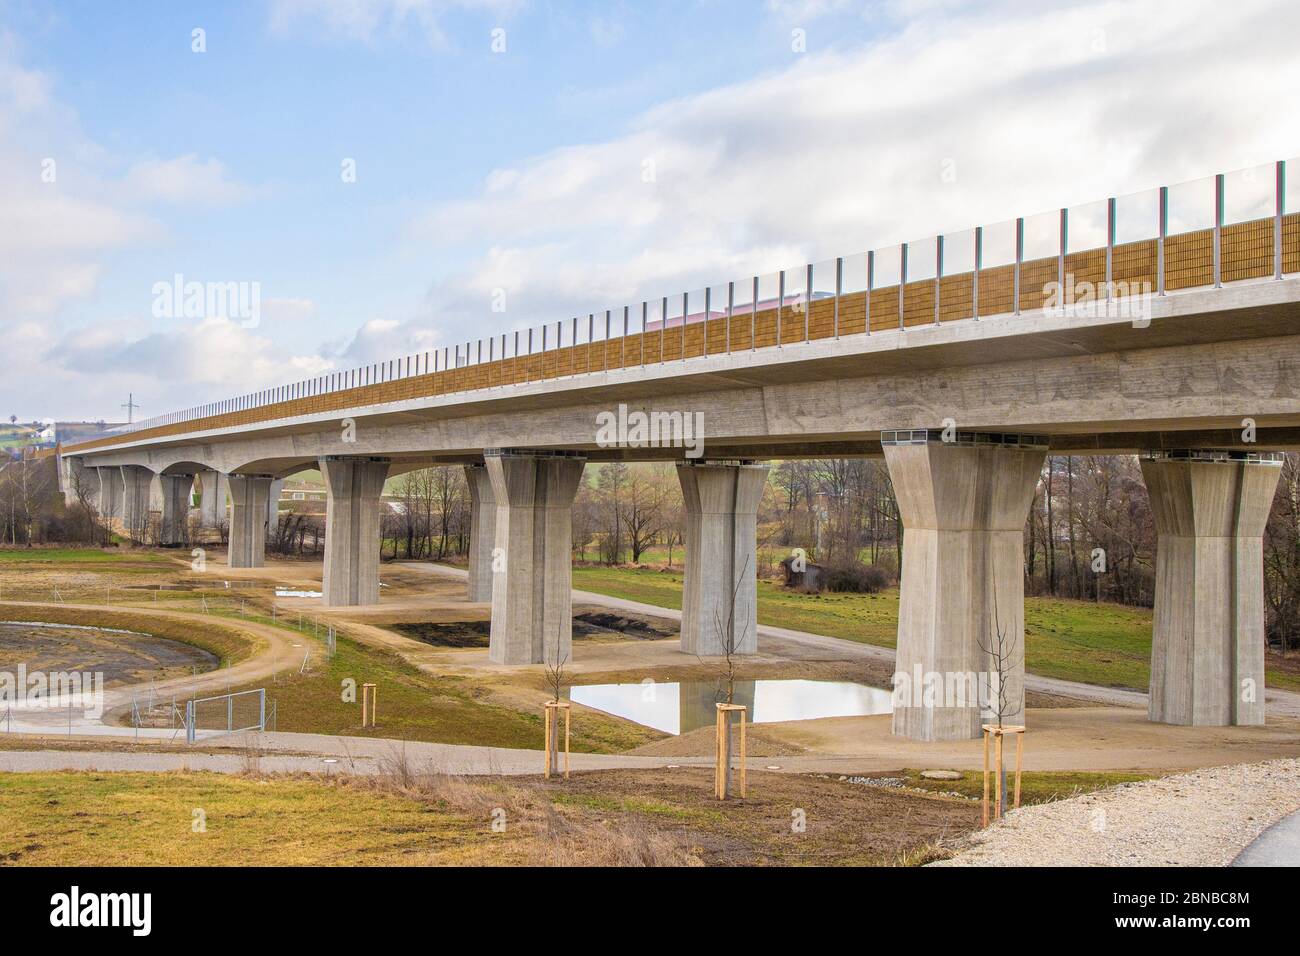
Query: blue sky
3,0,1299,421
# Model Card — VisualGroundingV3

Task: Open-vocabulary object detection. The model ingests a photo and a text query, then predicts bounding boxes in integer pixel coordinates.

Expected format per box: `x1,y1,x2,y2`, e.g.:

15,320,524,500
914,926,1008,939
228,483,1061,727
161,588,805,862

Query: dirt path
934,758,1300,866
1,601,312,733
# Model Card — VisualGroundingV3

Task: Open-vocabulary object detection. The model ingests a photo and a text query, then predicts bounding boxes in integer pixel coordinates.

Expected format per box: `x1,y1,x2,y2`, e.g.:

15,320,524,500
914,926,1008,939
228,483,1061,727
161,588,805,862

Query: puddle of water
569,679,893,735
275,589,323,598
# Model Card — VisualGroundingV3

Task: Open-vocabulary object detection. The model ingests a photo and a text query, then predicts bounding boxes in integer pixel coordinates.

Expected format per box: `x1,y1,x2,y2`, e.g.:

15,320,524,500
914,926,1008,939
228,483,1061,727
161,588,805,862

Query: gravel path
934,758,1300,866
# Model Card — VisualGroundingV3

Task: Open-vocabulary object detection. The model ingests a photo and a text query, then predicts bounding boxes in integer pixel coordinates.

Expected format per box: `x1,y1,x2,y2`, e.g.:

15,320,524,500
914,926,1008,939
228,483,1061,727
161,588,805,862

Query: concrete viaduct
54,163,1300,741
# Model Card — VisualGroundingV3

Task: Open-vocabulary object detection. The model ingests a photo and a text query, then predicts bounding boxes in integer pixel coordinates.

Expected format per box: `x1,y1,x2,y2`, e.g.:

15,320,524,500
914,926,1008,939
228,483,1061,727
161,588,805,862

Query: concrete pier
267,478,285,532
464,463,497,603
228,475,273,569
1141,451,1283,726
320,457,391,606
676,461,769,657
120,465,154,544
198,470,229,528
95,466,123,521
485,450,586,665
159,474,193,546
882,430,1047,742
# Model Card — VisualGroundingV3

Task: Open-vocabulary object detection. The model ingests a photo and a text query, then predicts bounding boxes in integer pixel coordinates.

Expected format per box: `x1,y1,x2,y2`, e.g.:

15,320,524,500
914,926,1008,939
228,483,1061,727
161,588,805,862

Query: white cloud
122,154,255,206
268,0,525,48
400,0,1300,344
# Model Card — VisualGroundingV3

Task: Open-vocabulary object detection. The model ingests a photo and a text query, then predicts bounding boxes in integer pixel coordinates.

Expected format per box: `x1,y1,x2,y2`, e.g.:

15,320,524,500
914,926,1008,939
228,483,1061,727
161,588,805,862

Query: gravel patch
933,758,1300,866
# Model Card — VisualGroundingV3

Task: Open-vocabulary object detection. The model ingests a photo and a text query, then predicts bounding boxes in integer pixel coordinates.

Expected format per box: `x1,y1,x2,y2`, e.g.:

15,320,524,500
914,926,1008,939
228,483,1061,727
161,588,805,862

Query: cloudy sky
2,0,1298,422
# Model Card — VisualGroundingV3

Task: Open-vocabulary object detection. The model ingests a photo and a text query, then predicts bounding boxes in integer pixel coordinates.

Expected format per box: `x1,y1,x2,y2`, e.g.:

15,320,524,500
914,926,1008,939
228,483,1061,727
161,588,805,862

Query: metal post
1158,186,1168,295
1106,197,1116,301
804,263,812,340
681,291,687,359
934,235,943,325
660,296,666,362
776,271,784,347
1276,160,1286,280
973,226,982,320
703,288,710,356
1059,207,1068,294
1014,217,1024,314
866,250,874,334
1214,172,1224,288
834,257,843,337
641,301,647,365
726,281,734,351
751,277,758,350
898,243,907,330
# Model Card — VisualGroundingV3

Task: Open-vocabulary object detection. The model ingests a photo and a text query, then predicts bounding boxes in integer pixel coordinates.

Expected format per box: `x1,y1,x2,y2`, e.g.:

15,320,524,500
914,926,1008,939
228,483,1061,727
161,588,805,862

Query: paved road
1232,808,1300,866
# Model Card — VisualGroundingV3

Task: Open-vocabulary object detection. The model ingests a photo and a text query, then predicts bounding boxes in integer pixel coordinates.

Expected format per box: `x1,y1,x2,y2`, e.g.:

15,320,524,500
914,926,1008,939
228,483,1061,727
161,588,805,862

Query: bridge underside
57,280,1300,740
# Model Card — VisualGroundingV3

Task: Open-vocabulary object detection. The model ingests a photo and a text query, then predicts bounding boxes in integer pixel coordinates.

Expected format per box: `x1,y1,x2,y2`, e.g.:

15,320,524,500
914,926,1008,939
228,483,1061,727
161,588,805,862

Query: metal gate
185,688,266,744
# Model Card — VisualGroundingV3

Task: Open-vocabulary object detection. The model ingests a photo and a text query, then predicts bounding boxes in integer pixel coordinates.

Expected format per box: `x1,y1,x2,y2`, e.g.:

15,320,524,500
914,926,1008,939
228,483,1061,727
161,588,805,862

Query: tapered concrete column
95,466,123,522
1141,451,1283,726
882,430,1047,742
464,464,498,603
119,465,154,544
485,450,586,665
676,461,769,657
198,470,229,528
321,457,391,606
159,474,194,546
267,478,285,531
228,475,273,569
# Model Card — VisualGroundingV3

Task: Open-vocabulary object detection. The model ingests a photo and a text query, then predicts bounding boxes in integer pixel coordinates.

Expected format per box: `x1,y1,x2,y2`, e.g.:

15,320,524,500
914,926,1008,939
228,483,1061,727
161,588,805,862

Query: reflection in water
275,589,323,598
569,679,893,735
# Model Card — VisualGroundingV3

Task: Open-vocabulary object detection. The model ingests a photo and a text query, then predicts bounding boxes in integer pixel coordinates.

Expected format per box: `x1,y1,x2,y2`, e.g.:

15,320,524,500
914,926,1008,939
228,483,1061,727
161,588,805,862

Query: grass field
221,616,662,753
572,565,1300,692
0,765,1153,867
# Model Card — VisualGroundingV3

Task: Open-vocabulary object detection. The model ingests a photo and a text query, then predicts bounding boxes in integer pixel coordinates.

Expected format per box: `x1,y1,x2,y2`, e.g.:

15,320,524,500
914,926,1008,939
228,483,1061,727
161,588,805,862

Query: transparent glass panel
732,275,756,313
757,273,779,311
1286,157,1299,215
1115,188,1159,244
906,237,938,281
685,288,705,324
942,230,976,275
708,283,729,320
1167,174,1215,233
1067,199,1109,253
811,258,836,298
841,253,867,295
1022,210,1060,260
645,297,663,332
981,219,1017,268
783,264,808,310
1223,163,1275,224
666,293,685,329
872,244,902,287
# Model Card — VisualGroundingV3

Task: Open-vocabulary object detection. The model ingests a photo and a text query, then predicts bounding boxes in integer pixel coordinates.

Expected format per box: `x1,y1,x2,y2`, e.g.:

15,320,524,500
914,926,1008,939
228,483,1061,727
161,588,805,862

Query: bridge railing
66,160,1300,454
